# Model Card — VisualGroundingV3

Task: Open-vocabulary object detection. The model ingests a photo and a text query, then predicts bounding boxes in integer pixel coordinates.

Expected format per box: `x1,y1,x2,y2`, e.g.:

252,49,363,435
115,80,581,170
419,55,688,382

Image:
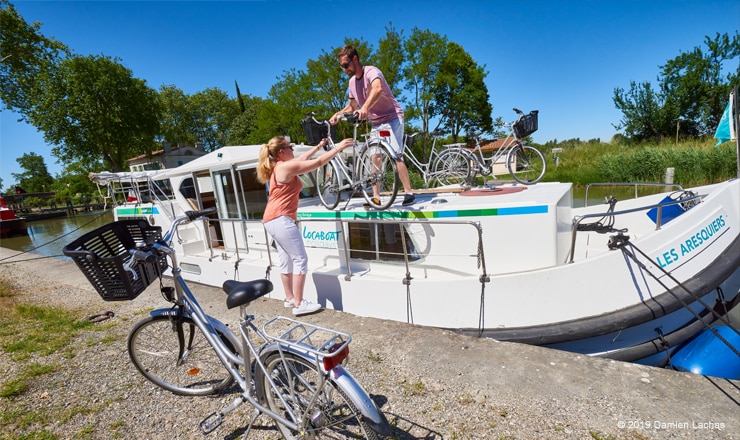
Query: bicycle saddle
223,279,273,309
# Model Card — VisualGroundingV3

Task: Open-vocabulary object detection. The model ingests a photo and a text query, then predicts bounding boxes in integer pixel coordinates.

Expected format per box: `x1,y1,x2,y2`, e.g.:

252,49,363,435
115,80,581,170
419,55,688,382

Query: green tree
613,32,739,142
29,54,161,172
52,160,99,202
375,23,405,99
433,42,493,141
158,84,196,147
612,81,666,141
11,152,53,193
403,28,448,136
227,94,266,145
0,0,69,114
190,87,239,152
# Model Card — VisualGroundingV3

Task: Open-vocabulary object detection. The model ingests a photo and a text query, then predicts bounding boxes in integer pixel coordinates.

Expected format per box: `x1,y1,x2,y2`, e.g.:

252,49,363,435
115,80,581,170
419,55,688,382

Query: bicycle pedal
199,412,223,434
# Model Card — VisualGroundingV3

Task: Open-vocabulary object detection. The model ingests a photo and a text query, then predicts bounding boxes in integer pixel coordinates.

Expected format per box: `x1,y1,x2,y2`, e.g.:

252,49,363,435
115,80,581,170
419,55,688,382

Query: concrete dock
1,246,738,439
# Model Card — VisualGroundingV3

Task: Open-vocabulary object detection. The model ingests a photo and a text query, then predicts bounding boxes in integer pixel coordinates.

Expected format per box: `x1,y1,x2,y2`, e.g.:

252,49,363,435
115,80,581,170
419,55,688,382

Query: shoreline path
0,247,738,439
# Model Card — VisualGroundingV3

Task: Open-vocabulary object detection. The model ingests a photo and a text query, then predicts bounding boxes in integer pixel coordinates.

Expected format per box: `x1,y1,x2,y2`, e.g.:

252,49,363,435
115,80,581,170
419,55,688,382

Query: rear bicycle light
378,130,391,137
323,344,349,370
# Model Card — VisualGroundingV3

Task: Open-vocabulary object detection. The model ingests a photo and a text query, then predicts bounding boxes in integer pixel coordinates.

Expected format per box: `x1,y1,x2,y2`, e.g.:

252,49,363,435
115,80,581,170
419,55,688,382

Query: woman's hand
335,138,354,151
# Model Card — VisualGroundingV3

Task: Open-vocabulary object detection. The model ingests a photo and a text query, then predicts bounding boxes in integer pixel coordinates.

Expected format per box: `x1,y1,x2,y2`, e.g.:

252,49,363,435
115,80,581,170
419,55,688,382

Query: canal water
0,210,114,260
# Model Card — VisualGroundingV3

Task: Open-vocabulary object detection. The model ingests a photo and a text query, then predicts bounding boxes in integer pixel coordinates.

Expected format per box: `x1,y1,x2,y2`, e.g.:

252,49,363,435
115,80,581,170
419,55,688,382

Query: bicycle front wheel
357,140,398,210
315,162,342,210
127,314,235,396
432,149,473,186
506,144,546,184
256,352,380,440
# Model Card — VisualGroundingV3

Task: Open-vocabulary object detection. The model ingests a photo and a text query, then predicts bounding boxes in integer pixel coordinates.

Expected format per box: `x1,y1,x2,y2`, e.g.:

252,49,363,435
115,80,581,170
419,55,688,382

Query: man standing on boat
330,45,415,206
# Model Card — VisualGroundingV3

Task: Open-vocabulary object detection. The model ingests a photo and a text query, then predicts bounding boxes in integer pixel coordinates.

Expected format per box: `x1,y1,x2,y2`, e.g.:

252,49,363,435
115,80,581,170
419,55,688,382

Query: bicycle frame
402,132,443,188
466,133,518,177
403,130,473,188
307,113,399,210
135,211,389,437
444,109,545,185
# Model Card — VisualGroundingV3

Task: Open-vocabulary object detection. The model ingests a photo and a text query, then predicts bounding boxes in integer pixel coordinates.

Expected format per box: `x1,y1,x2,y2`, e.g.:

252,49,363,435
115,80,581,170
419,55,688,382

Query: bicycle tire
506,144,546,184
315,161,342,210
357,140,398,210
432,149,473,186
255,351,380,440
127,314,235,396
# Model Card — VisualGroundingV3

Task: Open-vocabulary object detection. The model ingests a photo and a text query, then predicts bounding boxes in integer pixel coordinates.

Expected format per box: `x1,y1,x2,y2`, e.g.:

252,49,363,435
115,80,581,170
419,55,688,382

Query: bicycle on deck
63,208,390,439
402,129,472,188
447,108,546,185
302,112,399,210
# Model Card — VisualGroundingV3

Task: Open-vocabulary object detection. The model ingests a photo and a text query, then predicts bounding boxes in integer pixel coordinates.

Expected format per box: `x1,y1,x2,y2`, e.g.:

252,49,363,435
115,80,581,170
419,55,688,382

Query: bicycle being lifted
63,208,389,439
447,108,546,185
303,112,399,210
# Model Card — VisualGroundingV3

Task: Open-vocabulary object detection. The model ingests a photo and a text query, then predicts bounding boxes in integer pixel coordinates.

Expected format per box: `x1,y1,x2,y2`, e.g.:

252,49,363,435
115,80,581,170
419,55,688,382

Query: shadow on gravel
384,412,443,439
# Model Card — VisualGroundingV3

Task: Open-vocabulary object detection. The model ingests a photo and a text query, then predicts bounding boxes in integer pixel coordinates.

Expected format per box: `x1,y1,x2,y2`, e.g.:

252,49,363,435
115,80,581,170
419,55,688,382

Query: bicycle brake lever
123,258,139,281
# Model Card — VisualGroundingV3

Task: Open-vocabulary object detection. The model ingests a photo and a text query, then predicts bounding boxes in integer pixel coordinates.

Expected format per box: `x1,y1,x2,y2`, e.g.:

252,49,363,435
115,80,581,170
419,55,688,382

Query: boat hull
95,148,740,371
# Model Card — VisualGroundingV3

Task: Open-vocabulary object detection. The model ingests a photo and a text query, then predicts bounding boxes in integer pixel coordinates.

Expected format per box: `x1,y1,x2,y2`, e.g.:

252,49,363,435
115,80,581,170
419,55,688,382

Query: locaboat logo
302,226,341,249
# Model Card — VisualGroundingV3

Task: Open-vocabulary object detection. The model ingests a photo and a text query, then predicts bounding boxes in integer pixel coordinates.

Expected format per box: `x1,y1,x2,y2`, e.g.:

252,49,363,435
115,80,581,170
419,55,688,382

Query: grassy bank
540,138,738,186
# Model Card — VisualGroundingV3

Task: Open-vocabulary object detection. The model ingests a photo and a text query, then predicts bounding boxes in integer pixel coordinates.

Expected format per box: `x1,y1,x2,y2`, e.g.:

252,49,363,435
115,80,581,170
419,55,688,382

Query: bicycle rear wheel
357,140,398,210
256,351,380,440
432,149,473,186
315,162,342,210
506,144,546,184
127,314,235,396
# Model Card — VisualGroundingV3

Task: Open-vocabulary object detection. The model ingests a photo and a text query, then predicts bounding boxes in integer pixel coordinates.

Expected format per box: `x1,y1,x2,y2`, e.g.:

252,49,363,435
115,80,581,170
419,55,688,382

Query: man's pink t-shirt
348,66,403,125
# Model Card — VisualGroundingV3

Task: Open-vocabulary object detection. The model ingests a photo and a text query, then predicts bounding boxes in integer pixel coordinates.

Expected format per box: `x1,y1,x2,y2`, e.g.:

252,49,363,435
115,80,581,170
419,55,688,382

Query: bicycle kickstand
241,407,264,439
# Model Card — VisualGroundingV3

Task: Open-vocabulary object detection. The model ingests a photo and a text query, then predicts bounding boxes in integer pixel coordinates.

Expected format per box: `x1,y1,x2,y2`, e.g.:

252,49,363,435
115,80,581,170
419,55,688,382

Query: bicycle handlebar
184,207,217,222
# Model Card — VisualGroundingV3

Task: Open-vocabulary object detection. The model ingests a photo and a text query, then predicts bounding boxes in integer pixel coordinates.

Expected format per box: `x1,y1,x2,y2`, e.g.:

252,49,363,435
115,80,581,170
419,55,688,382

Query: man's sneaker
283,299,295,308
402,193,416,206
362,197,381,209
292,299,322,316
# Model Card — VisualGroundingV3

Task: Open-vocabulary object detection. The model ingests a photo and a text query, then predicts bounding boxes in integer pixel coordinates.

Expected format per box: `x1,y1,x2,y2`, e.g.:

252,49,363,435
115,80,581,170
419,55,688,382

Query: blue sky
1,0,738,189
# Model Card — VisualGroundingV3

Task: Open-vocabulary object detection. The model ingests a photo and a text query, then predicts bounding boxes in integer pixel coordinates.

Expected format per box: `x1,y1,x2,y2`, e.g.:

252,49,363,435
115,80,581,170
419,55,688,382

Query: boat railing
569,192,703,263
201,215,489,283
583,182,684,207
299,217,487,282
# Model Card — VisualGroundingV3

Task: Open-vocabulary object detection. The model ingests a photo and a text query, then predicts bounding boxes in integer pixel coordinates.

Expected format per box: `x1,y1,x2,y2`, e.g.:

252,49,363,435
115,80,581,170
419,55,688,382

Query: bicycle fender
147,308,241,350
329,364,390,436
258,343,390,436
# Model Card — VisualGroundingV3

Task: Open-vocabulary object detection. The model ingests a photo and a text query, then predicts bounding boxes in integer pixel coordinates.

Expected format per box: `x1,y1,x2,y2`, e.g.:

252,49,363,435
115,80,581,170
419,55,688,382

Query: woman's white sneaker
284,299,295,308
292,299,322,316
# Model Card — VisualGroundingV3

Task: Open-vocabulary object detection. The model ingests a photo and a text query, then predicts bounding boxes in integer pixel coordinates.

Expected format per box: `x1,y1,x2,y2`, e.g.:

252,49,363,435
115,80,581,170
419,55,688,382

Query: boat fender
671,325,740,380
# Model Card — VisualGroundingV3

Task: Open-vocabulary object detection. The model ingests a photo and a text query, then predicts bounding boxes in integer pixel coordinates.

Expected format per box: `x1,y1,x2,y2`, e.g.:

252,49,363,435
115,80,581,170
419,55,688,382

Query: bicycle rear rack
262,316,352,359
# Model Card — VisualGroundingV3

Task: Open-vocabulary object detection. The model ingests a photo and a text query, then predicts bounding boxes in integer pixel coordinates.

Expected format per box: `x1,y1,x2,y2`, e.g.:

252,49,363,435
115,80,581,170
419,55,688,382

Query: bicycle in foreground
63,208,390,439
402,129,472,188
302,112,399,210
447,108,546,185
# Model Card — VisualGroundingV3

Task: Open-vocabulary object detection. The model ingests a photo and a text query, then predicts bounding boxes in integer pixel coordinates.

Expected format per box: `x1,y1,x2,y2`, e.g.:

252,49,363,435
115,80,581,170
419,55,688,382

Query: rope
613,234,740,359
478,281,486,337
577,197,628,234
0,211,111,265
405,273,414,324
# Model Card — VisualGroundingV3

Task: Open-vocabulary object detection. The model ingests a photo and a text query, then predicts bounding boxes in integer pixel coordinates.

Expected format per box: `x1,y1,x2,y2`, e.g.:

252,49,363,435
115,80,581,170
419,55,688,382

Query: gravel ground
1,250,738,440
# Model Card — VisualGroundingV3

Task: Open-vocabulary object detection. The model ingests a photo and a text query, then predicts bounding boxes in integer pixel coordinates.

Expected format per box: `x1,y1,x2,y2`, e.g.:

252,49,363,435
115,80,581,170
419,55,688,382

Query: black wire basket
63,220,167,301
301,116,336,145
512,110,539,138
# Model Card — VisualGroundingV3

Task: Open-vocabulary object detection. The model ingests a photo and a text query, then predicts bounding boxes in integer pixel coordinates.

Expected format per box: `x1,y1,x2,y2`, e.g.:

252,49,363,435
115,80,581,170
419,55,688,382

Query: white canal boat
89,143,740,370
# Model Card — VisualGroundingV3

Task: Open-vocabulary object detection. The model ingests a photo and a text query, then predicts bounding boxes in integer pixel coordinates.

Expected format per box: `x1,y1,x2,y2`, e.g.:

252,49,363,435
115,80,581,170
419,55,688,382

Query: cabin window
236,169,268,219
347,222,419,262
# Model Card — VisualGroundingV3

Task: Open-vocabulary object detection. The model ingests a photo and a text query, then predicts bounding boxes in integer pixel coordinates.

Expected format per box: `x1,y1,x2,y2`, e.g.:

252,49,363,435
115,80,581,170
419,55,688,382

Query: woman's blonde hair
256,136,290,184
